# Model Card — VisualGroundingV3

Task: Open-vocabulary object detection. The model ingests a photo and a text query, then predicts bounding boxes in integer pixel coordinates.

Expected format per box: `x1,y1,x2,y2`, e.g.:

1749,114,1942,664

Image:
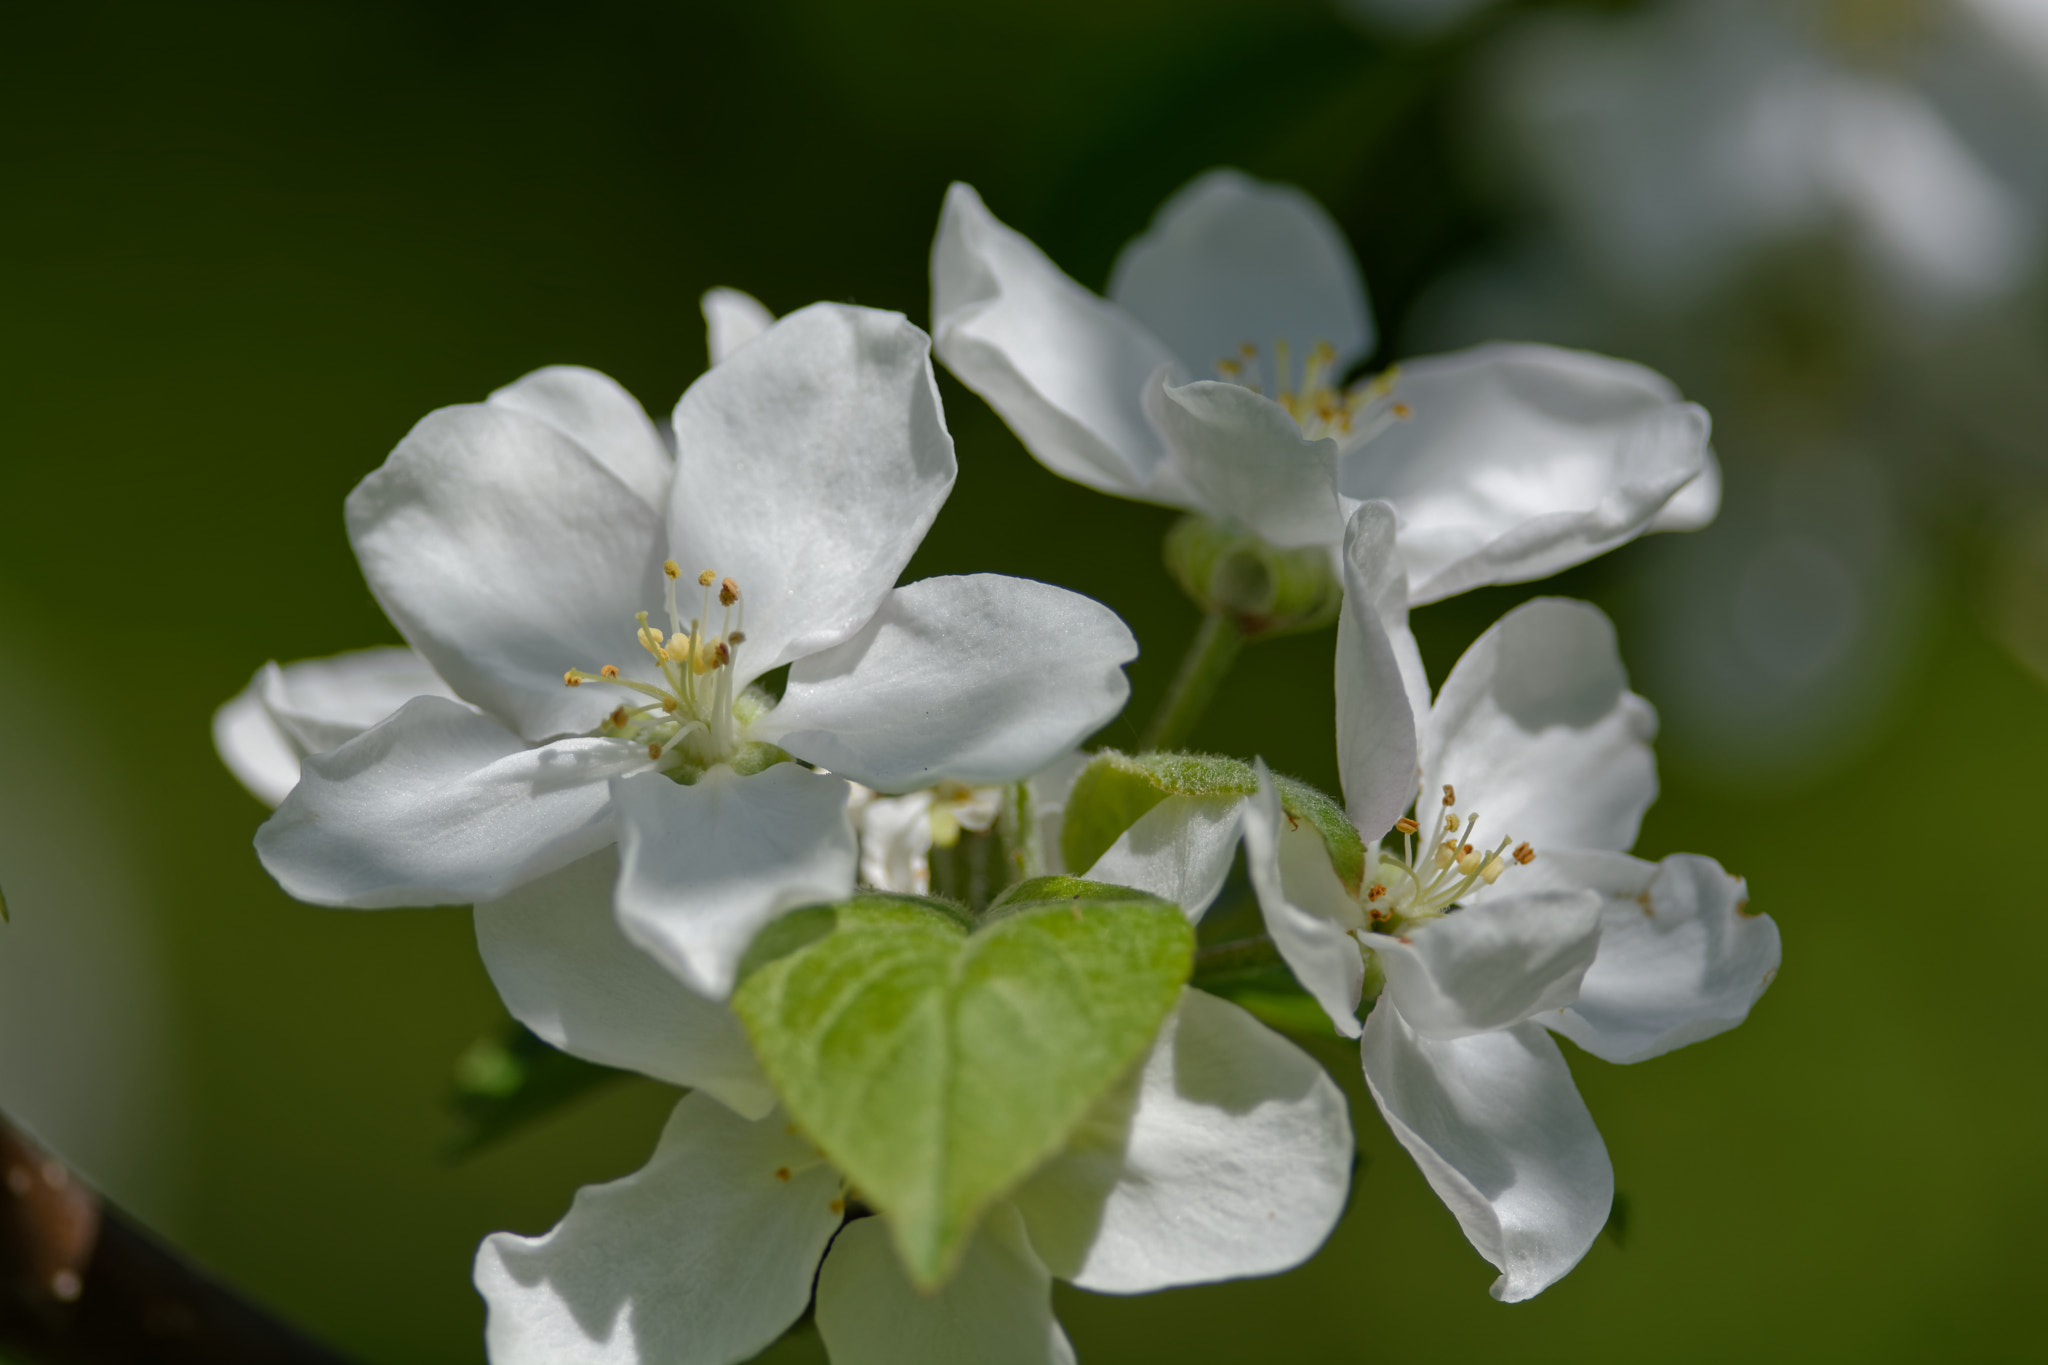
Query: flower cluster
219,170,1780,1360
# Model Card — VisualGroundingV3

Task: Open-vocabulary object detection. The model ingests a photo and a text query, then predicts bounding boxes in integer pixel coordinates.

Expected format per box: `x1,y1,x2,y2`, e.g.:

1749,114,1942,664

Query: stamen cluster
1214,340,1412,443
1361,782,1537,932
563,560,754,769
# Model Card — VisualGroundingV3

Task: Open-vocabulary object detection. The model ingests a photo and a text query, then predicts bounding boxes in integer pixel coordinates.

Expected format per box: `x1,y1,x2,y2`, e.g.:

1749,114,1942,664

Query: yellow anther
608,707,628,728
1367,883,1388,902
661,696,679,712
1392,403,1413,419
1394,817,1419,834
647,742,663,760
1479,855,1507,885
600,665,619,680
1434,841,1457,870
698,569,717,587
1442,783,1456,806
663,559,681,580
1513,842,1537,866
728,631,747,646
564,670,582,688
1444,812,1461,833
720,577,740,607
639,624,666,656
1456,843,1482,875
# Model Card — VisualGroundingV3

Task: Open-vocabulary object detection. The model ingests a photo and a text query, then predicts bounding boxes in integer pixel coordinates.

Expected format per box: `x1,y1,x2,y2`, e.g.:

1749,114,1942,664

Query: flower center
563,560,775,775
1360,782,1537,932
1214,341,1412,443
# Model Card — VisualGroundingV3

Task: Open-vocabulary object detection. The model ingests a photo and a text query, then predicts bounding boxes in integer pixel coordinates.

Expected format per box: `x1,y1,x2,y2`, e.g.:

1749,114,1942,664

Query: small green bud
1163,514,1341,640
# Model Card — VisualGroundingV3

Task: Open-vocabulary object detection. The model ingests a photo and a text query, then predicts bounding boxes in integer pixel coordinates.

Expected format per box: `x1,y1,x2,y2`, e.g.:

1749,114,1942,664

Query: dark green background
4,1,2045,1360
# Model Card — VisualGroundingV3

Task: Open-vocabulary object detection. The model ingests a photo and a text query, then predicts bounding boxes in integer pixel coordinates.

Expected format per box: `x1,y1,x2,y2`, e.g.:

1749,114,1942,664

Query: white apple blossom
213,289,779,810
845,752,1090,895
1085,501,1780,1300
931,170,1720,602
253,302,1137,999
472,869,1355,1365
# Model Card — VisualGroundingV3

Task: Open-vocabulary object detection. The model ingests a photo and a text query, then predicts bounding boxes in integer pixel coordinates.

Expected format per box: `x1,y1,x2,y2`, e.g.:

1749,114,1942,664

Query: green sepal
443,1021,630,1161
732,891,1193,1291
1059,750,1256,875
1270,775,1367,897
1163,513,1342,641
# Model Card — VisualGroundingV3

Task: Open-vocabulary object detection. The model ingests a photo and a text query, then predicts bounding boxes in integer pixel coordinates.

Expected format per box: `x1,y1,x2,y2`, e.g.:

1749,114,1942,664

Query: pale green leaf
1059,750,1256,875
732,892,1193,1289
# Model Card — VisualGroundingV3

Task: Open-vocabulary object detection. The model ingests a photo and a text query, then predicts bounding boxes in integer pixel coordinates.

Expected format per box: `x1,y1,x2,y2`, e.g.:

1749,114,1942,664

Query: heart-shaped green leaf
732,891,1193,1289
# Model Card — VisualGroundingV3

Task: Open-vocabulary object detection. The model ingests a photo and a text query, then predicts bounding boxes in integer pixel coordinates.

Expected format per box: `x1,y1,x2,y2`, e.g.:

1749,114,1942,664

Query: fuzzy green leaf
1059,750,1257,875
732,892,1193,1289
1271,774,1367,897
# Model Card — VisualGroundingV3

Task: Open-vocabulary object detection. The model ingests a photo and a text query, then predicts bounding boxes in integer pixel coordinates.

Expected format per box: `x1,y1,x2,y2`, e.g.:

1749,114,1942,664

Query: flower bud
1162,514,1340,641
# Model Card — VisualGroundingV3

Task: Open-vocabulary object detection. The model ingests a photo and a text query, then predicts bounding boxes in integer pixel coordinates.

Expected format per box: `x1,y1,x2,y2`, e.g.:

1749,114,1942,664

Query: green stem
1140,611,1245,751
1191,934,1282,983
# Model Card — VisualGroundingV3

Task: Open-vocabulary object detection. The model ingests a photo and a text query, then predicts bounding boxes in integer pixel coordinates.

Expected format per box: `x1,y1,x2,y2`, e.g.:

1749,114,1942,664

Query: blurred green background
5,0,2047,1360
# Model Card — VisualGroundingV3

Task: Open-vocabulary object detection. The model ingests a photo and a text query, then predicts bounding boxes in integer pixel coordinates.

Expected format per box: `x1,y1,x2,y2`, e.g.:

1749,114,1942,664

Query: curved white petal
667,303,956,686
850,789,937,894
476,1095,841,1365
611,763,857,999
815,1203,1075,1365
701,287,775,365
1243,762,1365,1039
1340,344,1712,604
488,365,674,512
1549,853,1781,1065
1082,794,1245,921
214,676,305,808
1422,597,1657,856
1108,168,1374,385
474,848,775,1118
1148,376,1343,548
255,697,643,908
1011,988,1351,1293
930,182,1179,499
346,402,670,740
1370,890,1603,1040
216,647,461,807
1335,501,1426,840
1360,1008,1612,1303
763,575,1136,793
1649,444,1721,531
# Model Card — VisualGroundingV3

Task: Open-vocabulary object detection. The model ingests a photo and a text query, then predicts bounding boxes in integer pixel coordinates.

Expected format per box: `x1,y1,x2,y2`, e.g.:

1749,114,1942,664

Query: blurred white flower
253,303,1137,999
1485,0,2043,313
931,170,1720,602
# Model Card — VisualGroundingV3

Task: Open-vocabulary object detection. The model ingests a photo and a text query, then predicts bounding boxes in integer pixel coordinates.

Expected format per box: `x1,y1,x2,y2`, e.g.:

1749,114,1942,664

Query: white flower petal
1243,762,1365,1039
611,763,857,999
1370,890,1603,1040
763,575,1136,792
473,849,775,1118
1649,444,1722,531
1082,794,1245,922
1341,344,1712,604
214,675,305,808
1422,597,1657,856
1011,988,1352,1293
1147,376,1343,547
851,789,937,894
255,697,642,908
815,1203,1075,1365
931,182,1179,499
216,647,462,807
476,1095,841,1365
1108,168,1374,386
666,303,956,685
1549,853,1781,1065
346,402,670,740
701,287,775,365
1335,501,1426,839
1360,1008,1612,1303
1026,750,1094,875
488,365,674,512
